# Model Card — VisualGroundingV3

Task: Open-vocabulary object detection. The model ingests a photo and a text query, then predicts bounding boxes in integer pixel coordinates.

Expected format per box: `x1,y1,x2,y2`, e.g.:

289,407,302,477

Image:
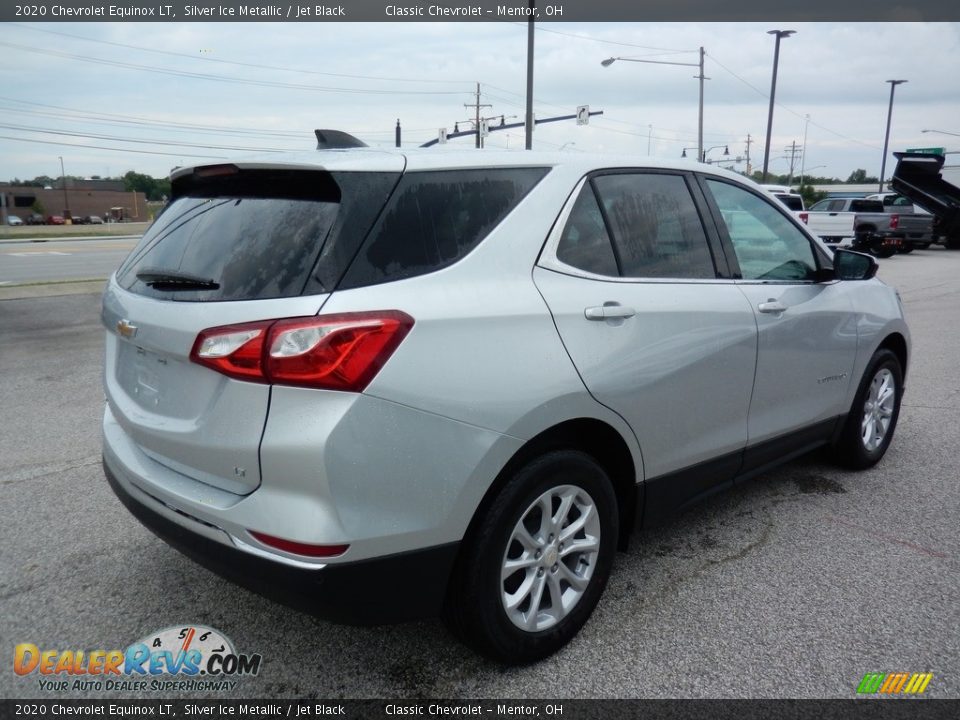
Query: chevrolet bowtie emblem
116,319,138,339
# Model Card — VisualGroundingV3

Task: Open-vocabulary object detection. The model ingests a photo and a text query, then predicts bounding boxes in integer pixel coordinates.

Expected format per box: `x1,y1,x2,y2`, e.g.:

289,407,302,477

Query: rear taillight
889,213,899,230
799,212,808,224
190,311,414,392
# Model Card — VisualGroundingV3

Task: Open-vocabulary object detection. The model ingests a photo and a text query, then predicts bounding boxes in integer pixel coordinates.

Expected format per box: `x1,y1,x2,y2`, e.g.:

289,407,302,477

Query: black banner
2,700,960,720
2,0,958,22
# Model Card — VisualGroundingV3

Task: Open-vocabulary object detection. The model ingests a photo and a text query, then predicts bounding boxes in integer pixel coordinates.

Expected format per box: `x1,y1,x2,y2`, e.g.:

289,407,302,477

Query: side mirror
833,249,878,281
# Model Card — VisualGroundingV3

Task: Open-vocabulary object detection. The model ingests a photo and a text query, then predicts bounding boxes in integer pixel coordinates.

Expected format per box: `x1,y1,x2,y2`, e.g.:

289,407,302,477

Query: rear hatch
102,160,403,494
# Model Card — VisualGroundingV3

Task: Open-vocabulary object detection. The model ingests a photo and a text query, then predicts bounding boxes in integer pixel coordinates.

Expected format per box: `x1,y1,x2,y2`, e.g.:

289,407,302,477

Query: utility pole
58,155,70,221
799,113,810,186
784,141,802,186
745,134,753,175
465,82,492,149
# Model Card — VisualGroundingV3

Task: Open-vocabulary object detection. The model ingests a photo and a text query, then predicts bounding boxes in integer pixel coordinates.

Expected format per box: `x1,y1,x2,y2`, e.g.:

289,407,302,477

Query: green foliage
846,169,879,184
31,200,45,215
122,171,171,202
796,184,827,207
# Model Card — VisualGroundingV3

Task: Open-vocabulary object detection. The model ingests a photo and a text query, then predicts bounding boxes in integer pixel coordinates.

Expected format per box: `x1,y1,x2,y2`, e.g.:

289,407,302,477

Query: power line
10,23,471,86
0,123,295,153
0,134,227,159
706,50,882,151
517,23,695,54
0,40,471,96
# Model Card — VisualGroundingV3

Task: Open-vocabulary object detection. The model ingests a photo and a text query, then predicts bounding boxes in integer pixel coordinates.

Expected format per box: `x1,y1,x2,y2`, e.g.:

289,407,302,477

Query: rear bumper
104,458,459,624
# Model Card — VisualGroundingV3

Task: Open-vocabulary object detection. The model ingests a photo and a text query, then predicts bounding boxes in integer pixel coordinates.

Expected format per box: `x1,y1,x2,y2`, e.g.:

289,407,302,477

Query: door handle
757,299,787,314
585,304,636,321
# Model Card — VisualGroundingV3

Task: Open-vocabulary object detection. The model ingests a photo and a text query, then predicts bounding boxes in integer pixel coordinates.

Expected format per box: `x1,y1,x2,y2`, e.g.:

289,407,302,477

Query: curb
0,278,106,300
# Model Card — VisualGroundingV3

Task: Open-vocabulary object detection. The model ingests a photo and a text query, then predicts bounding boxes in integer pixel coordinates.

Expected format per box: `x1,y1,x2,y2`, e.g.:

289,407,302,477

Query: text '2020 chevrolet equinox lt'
102,135,909,663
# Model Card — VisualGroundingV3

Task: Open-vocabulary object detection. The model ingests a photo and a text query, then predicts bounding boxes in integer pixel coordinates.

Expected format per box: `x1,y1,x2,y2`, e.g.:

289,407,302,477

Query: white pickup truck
799,197,934,257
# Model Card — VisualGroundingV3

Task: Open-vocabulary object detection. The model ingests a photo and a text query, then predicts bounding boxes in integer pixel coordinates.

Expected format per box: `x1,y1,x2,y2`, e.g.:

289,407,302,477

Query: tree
846,169,879,184
796,183,827,207
122,170,171,201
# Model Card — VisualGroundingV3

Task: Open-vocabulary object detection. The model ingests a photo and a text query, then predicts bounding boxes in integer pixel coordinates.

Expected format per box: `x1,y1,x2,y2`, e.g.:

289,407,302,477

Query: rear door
102,165,401,494
534,170,758,490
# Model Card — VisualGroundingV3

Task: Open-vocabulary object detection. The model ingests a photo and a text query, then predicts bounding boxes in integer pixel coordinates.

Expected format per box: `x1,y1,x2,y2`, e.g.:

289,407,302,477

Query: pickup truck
799,197,934,257
890,152,960,249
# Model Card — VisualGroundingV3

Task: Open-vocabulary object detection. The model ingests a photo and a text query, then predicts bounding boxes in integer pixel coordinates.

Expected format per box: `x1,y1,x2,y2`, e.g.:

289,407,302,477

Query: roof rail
314,129,368,150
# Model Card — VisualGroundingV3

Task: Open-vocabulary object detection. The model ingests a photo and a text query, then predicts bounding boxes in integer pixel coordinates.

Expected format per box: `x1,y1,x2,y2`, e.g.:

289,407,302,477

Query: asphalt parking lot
1,248,958,700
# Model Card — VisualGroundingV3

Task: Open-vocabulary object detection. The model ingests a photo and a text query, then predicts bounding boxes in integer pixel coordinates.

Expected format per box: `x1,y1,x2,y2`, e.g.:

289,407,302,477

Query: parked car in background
26,214,45,225
102,142,910,663
864,192,935,251
761,184,805,212
6,214,23,226
799,197,933,257
46,215,65,225
70,214,87,225
87,215,105,224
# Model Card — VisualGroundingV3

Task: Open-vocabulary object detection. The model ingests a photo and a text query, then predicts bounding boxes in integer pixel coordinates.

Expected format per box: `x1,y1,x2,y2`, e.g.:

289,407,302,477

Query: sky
1,21,959,183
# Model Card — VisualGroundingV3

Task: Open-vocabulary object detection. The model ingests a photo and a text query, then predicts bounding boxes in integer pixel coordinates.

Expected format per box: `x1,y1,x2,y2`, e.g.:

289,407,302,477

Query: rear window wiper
136,268,220,291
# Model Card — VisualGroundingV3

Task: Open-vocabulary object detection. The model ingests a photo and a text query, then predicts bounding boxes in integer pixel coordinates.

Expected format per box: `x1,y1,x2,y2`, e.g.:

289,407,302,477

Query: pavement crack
0,455,100,486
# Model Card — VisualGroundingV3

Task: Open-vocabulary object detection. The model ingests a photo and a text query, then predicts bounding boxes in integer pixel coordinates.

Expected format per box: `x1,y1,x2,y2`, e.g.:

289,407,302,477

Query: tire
443,450,618,664
946,234,960,250
897,244,914,254
871,244,896,259
832,349,903,470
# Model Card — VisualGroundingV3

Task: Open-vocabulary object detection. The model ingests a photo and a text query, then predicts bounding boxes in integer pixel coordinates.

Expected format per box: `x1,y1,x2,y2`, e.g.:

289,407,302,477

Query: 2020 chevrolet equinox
102,137,908,663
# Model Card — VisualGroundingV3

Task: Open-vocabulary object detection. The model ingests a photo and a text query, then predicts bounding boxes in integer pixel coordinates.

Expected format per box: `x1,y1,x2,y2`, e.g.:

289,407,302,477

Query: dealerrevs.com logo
14,625,262,693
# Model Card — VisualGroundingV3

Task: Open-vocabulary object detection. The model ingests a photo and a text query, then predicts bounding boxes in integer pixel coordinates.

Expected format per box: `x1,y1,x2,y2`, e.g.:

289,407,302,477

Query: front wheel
832,349,903,470
444,450,618,664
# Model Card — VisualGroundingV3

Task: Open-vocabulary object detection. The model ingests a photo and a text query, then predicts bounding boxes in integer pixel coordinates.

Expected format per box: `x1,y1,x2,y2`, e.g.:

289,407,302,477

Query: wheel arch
877,331,909,379
464,418,639,554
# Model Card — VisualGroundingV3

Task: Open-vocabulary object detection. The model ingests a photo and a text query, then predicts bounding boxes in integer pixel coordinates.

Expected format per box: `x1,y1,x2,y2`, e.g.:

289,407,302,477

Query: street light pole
58,155,70,220
525,0,535,150
602,49,705,161
697,46,704,164
762,29,795,183
879,80,907,193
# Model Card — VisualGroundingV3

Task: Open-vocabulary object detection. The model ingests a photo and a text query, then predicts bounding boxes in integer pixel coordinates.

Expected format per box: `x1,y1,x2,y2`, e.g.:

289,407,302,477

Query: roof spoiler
314,129,368,150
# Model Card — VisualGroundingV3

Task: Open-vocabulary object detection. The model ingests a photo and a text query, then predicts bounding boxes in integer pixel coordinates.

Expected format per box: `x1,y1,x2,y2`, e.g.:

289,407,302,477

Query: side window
592,173,715,279
556,185,619,276
809,199,831,211
341,168,548,289
705,179,818,282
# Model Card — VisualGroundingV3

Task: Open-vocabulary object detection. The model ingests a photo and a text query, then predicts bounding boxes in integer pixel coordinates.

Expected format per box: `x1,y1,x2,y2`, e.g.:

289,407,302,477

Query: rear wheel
444,450,618,664
897,244,914,254
832,349,903,470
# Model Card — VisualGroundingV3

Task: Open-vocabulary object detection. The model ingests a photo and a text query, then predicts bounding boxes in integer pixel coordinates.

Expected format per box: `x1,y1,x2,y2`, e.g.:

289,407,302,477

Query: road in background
1,248,958,699
0,237,138,285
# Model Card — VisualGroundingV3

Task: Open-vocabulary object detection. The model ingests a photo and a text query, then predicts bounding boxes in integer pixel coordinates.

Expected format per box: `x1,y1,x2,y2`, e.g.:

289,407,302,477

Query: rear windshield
116,169,398,301
776,194,804,211
340,167,549,289
850,199,885,213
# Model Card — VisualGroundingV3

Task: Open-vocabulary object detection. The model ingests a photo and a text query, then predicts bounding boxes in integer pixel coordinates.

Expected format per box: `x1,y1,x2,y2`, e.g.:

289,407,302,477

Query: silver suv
102,139,909,663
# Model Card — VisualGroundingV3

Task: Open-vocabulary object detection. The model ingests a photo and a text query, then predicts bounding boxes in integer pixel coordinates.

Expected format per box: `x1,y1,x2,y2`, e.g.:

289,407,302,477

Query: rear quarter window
340,168,548,289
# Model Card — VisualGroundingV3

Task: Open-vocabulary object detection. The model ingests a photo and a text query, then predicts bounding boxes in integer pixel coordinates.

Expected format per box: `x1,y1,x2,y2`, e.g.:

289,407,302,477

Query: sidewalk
0,222,149,243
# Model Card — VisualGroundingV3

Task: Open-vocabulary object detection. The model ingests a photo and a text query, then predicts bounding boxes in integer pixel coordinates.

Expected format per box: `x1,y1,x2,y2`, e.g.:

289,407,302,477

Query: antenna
314,129,368,150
